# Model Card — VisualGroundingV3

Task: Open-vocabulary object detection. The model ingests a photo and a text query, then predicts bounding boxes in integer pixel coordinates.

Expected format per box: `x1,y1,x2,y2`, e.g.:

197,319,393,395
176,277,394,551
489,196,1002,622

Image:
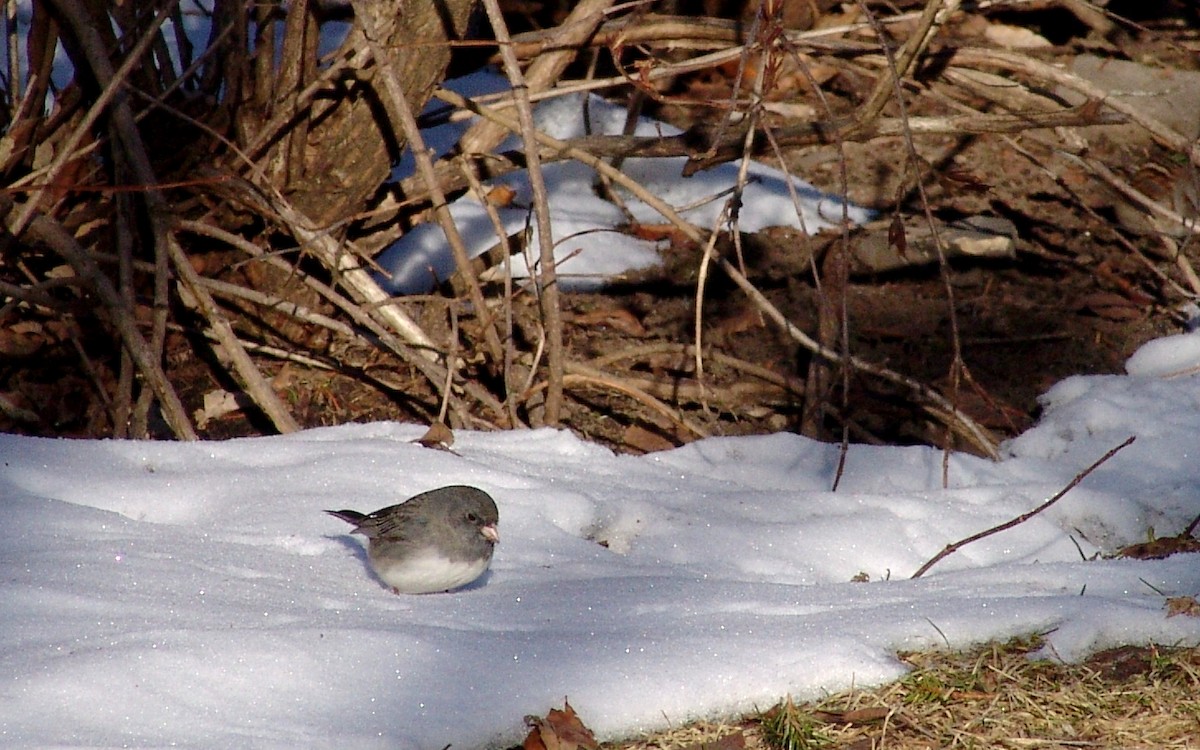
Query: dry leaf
193,389,248,429
0,324,45,357
628,222,689,244
486,184,517,207
622,424,675,453
1165,596,1200,618
939,168,992,194
0,392,39,424
571,308,646,337
1115,536,1200,560
415,421,455,450
811,706,890,724
712,305,763,338
1074,292,1145,321
523,700,599,750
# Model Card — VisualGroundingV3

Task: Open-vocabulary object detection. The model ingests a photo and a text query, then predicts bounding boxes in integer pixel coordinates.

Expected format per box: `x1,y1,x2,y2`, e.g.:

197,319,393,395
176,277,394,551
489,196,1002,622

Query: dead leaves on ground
519,639,1200,750
1165,596,1200,618
523,701,747,750
523,701,599,750
1115,535,1200,560
1113,513,1200,561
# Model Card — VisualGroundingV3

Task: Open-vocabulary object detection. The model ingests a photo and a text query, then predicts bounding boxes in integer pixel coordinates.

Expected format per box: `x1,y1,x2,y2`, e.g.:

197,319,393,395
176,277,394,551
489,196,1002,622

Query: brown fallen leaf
984,22,1052,49
0,392,40,424
628,222,695,246
1165,596,1200,618
622,424,676,454
193,389,250,429
415,421,455,451
1073,291,1146,321
1114,535,1200,560
570,307,646,337
523,700,599,750
487,184,517,207
938,168,992,194
712,304,764,338
810,706,891,724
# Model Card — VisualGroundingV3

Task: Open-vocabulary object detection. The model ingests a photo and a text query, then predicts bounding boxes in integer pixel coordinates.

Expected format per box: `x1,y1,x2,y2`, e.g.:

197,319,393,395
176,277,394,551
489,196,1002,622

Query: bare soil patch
1,2,1197,455
600,640,1200,750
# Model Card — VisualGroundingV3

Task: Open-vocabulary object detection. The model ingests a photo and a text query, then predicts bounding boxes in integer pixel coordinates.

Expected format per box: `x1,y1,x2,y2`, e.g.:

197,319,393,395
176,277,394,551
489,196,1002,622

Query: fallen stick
910,435,1137,579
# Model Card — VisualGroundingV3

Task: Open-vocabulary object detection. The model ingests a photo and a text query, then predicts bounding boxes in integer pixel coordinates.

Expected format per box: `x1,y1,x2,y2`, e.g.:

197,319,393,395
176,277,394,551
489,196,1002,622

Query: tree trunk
237,0,478,226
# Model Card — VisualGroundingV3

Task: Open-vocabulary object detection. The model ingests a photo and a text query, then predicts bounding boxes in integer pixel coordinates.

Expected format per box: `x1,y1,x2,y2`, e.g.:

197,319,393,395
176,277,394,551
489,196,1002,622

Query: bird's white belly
371,548,491,594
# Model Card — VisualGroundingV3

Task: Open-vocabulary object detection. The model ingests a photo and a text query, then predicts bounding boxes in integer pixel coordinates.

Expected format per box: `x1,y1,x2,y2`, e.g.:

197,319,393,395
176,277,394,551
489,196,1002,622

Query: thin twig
216,175,440,354
860,0,967,483
480,0,565,425
529,361,710,440
852,0,957,132
439,305,459,426
351,1,505,370
1183,511,1200,539
948,46,1200,165
910,436,1137,579
196,277,356,337
10,2,175,237
169,231,301,433
435,86,1001,458
23,214,196,439
370,103,1121,239
52,0,301,436
589,341,810,397
37,0,195,438
455,158,526,427
458,0,616,157
175,218,506,427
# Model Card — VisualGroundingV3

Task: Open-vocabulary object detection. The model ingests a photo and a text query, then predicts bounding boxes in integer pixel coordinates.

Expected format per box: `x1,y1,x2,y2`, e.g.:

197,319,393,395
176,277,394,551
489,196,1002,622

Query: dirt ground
593,640,1200,750
2,2,1197,457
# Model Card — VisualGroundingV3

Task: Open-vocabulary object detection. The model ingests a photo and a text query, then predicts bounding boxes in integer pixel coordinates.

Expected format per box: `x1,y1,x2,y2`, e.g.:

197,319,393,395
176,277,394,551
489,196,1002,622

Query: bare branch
911,436,1137,579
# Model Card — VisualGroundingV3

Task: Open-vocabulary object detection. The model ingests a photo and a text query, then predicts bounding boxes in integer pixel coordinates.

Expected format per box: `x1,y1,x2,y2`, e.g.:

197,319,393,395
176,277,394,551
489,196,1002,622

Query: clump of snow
1125,329,1200,377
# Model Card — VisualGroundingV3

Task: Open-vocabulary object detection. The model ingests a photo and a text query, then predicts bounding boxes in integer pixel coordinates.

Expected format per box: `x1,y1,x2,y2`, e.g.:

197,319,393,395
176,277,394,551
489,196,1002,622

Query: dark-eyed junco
326,485,499,594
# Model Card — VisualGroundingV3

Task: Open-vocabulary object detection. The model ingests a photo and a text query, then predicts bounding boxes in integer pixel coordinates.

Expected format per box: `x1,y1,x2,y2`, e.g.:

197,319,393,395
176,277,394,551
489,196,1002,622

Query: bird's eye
466,512,479,523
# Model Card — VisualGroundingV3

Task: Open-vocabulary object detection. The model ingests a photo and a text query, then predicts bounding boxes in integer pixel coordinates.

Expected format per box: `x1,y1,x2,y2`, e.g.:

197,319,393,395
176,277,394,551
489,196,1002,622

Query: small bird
326,485,499,594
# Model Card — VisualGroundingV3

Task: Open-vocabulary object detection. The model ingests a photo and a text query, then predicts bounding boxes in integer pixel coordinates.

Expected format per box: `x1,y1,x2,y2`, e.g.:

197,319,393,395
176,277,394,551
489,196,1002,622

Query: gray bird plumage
326,485,499,594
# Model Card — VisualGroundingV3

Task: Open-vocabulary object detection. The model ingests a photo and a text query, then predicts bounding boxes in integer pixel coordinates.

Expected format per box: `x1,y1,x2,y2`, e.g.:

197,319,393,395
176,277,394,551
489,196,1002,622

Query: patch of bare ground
1,1,1197,455
603,640,1200,750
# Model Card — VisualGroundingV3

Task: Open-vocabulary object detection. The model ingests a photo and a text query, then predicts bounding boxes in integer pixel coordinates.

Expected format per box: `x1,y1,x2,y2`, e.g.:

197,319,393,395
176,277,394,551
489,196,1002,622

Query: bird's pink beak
482,524,500,544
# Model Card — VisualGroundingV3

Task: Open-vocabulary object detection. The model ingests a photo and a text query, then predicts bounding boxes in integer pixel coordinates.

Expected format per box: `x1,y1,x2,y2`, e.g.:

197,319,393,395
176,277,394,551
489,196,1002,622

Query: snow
3,333,1200,748
377,70,873,293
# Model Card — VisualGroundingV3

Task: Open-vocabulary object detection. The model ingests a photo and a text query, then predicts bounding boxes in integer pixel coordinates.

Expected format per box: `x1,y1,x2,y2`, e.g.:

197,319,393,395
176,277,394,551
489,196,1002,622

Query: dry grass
610,639,1200,750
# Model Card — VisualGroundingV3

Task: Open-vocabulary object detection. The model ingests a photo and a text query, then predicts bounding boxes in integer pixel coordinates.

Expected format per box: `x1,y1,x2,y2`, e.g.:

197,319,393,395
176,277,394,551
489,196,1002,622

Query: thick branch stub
237,0,478,226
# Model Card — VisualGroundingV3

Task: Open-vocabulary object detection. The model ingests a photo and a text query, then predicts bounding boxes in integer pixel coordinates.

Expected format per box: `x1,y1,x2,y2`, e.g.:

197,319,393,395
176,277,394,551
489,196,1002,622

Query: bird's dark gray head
421,485,499,543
